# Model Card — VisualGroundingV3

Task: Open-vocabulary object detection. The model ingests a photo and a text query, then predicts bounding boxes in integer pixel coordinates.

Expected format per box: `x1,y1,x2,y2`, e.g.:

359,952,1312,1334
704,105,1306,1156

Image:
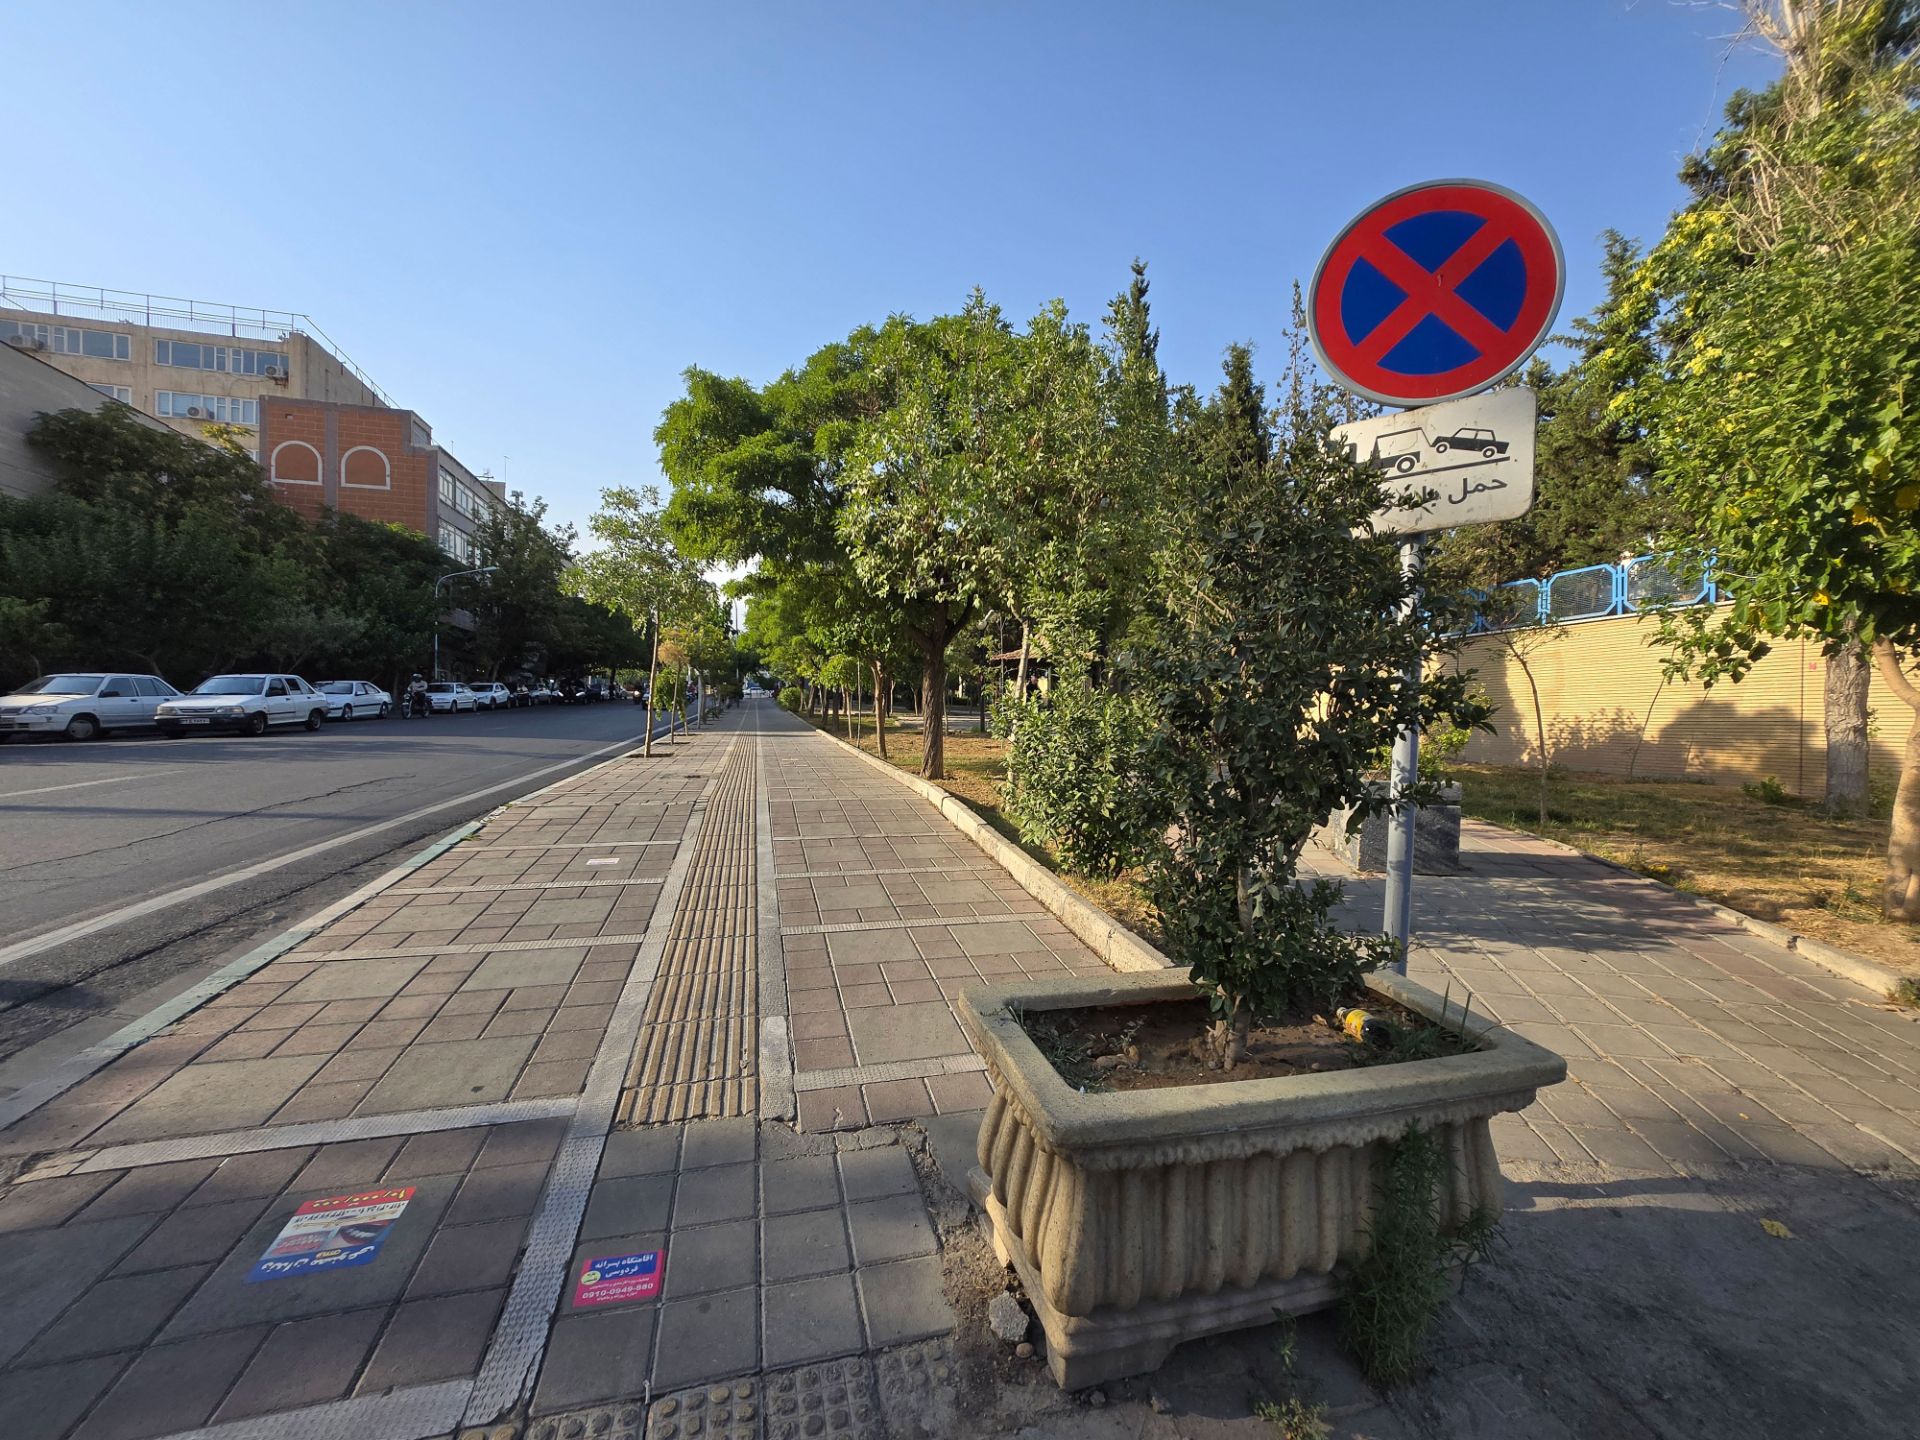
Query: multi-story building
256,397,505,561
0,276,388,458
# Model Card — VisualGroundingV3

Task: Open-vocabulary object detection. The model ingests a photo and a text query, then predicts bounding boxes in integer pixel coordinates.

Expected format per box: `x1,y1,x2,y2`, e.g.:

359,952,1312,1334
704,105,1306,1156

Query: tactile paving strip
620,743,759,1123
761,1358,884,1440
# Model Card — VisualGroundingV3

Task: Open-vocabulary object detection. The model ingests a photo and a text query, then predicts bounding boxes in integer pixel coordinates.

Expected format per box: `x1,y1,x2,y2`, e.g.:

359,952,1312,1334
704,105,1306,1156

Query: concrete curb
1511,828,1917,1004
806,723,1171,975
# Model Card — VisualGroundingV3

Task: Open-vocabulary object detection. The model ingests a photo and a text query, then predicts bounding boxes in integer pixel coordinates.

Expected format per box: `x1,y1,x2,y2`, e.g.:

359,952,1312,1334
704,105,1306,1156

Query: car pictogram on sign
1432,427,1508,459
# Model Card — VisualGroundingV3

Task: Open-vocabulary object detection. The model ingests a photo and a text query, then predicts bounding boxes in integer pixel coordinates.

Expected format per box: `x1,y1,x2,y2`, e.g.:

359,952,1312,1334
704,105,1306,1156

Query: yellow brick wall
1442,608,1906,797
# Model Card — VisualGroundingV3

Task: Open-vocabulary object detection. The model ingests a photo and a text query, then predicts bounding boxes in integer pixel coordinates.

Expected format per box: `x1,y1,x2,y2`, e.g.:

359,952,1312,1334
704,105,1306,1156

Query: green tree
1425,236,1668,596
467,491,574,681
1139,349,1484,1067
1614,0,1920,910
567,485,715,752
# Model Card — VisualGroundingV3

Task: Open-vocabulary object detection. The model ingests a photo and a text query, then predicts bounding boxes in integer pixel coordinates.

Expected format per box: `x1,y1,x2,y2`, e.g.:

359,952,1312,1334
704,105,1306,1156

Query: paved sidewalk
0,701,1916,1440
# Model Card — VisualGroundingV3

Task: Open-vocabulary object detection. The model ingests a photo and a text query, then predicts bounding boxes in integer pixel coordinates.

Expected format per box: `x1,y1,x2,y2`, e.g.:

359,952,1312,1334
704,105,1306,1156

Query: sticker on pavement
246,1186,416,1283
573,1248,664,1307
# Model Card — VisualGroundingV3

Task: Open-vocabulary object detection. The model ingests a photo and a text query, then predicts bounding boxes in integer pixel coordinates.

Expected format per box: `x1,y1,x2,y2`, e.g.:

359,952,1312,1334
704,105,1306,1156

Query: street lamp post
433,565,499,680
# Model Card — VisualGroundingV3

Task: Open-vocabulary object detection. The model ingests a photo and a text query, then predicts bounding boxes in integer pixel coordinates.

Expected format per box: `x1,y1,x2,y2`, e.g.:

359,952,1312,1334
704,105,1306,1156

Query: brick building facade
256,398,503,558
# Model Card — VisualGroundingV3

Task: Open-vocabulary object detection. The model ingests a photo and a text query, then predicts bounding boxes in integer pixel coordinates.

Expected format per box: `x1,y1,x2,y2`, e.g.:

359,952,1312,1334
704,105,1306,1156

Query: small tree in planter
1140,346,1485,1066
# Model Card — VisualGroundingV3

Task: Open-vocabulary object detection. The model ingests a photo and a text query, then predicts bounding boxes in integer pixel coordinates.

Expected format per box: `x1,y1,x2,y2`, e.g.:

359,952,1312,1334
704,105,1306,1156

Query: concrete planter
959,968,1564,1389
1317,782,1462,873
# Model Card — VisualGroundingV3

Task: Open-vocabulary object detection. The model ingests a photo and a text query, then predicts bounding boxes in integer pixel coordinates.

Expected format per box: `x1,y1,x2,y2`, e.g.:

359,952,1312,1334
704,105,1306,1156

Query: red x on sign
1309,180,1564,407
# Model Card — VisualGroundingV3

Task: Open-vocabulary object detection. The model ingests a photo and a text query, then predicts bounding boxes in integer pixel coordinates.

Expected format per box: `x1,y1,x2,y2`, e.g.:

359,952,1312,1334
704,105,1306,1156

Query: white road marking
0,770,183,801
0,731,657,970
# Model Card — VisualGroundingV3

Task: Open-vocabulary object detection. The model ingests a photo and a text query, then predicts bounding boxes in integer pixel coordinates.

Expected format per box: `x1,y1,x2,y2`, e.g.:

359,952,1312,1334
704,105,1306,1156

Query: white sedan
316,681,392,721
423,682,478,713
469,682,512,711
0,672,181,741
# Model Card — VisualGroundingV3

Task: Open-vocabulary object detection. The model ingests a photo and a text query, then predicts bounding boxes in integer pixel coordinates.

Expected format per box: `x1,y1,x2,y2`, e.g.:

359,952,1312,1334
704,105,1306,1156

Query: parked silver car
0,673,181,741
317,681,393,721
423,682,477,714
156,674,329,737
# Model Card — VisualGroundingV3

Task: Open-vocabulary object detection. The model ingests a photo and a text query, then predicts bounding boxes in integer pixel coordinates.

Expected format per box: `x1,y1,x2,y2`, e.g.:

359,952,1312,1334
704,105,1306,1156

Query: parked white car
156,674,329,737
0,673,181,741
423,682,477,713
316,681,392,721
469,681,512,711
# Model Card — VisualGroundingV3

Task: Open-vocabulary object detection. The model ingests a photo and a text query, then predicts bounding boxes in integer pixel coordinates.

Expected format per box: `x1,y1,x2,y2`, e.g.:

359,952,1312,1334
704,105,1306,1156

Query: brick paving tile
213,1307,387,1422
445,1159,550,1225
21,1265,210,1364
0,1353,128,1440
653,1287,758,1390
534,1308,657,1415
665,1218,758,1295
674,1163,757,1226
72,1326,267,1440
355,1287,504,1393
862,1078,935,1122
764,1272,863,1368
855,1255,955,1346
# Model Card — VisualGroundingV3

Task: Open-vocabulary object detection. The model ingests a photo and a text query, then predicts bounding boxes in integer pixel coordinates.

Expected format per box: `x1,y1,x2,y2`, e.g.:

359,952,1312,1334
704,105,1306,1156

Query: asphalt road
0,702,675,1063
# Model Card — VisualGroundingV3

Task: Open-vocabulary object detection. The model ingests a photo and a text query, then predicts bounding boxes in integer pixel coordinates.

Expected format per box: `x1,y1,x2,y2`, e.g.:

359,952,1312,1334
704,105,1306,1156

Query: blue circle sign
1308,179,1565,408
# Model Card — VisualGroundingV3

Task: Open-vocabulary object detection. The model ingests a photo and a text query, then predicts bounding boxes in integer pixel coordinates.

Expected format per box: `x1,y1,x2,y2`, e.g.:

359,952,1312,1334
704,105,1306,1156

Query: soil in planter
1023,995,1476,1093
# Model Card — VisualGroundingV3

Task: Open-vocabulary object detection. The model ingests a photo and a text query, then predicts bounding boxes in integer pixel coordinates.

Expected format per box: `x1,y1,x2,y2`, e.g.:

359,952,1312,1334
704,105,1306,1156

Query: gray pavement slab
653,1287,759,1390
87,1055,328,1143
358,1034,538,1112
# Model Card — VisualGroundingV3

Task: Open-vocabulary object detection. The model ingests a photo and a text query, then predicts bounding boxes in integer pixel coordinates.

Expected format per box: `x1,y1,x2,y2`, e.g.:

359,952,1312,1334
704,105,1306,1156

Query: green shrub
1002,681,1160,879
777,686,804,714
1741,775,1793,805
1338,1125,1500,1386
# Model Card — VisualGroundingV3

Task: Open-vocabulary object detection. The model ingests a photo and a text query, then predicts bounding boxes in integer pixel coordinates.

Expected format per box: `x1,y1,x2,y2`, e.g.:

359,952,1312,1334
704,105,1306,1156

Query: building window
154,340,286,376
1,320,130,359
0,320,46,349
439,525,477,564
89,384,133,403
341,446,391,489
156,392,258,425
438,468,457,507
57,326,131,360
270,440,322,486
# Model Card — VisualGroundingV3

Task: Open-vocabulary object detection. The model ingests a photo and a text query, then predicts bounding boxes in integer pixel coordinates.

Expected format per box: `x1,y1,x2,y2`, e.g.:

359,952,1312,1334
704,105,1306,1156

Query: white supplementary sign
1334,386,1537,536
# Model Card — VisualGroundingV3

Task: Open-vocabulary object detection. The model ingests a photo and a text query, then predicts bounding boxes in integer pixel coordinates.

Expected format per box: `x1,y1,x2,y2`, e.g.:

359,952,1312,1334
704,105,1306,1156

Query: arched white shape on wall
341,445,392,490
269,439,322,486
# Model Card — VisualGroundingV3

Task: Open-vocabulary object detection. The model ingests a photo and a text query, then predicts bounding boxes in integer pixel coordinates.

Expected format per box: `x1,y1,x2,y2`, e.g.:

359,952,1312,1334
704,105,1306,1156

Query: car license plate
182,718,210,725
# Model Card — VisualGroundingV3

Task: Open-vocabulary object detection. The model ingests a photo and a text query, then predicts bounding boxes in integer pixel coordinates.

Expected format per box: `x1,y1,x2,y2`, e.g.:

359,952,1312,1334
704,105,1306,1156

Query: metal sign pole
1383,537,1423,973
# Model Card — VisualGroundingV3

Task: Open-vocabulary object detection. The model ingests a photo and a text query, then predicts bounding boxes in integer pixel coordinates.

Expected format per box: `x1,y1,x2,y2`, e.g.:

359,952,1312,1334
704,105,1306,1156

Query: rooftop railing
0,275,393,407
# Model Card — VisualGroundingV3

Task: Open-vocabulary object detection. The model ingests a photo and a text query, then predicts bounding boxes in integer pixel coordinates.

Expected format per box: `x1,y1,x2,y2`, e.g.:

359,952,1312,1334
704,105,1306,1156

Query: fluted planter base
958,969,1565,1390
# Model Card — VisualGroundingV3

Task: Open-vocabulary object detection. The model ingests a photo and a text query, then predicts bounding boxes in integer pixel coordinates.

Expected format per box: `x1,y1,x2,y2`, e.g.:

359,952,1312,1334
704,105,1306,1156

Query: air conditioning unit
26,337,47,350
2,335,28,348
185,406,206,419
263,365,285,380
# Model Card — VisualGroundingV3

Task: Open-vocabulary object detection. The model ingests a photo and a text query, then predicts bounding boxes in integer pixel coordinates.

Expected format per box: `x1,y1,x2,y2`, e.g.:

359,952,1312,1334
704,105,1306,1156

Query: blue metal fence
1469,554,1716,632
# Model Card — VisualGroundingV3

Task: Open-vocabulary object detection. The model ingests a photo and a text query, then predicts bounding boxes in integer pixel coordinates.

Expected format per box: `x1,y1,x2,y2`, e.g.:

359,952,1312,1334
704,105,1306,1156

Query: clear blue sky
3,1,1778,540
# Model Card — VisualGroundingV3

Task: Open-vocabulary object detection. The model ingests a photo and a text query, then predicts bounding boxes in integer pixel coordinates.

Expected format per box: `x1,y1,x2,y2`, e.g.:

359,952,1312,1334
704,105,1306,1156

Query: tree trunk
643,622,660,757
1822,641,1871,817
1015,618,1031,696
1872,639,1920,920
872,663,888,760
843,688,854,740
1518,655,1549,827
921,637,949,780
